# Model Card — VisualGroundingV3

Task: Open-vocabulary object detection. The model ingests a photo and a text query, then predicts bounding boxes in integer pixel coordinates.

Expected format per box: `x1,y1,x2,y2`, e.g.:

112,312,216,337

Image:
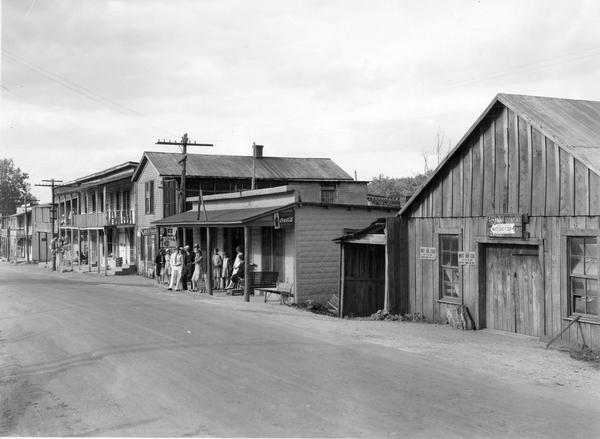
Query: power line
439,48,600,91
1,49,143,116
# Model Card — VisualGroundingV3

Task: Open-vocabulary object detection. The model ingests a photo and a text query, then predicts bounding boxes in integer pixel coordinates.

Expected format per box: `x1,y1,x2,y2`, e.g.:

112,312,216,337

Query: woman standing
191,245,204,292
221,251,231,289
211,248,223,288
154,248,164,284
163,248,172,284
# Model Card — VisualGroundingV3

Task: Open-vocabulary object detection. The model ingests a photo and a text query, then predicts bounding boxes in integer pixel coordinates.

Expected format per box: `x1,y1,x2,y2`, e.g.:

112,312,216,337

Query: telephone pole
156,133,213,213
24,192,29,263
35,178,63,271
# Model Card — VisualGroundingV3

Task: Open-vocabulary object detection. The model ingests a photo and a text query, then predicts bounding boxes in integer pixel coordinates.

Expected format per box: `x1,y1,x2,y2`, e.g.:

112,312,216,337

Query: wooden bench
229,270,278,296
249,271,278,291
257,282,294,304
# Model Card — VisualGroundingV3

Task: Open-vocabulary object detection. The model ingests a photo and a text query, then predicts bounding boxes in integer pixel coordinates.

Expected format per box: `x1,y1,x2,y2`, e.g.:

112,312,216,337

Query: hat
184,245,190,250
194,244,200,248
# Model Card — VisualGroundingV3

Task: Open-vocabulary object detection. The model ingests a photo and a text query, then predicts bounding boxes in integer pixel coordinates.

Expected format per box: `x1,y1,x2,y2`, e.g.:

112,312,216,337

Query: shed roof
152,204,296,227
399,93,600,215
333,218,387,243
133,151,354,182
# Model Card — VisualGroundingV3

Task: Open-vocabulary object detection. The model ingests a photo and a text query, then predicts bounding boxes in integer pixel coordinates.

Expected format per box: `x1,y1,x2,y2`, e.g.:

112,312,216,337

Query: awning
152,203,297,227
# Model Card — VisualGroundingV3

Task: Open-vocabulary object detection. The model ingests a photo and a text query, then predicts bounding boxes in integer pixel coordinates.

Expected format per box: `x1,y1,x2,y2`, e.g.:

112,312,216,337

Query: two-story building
132,145,370,276
0,203,53,263
55,162,138,273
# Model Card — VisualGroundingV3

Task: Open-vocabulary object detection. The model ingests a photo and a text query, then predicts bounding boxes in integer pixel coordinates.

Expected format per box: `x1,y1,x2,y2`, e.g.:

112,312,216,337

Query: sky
2,0,600,203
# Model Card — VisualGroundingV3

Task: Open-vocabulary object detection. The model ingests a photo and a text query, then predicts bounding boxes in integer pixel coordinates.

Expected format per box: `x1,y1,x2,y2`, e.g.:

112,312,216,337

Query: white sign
420,247,437,260
458,251,476,265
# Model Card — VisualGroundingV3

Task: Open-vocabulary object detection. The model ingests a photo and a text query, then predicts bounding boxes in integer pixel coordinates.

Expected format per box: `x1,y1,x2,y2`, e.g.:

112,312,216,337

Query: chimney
253,142,264,159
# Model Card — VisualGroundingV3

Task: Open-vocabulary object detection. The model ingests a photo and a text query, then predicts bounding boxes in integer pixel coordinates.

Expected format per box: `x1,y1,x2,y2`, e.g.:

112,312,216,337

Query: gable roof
399,93,600,215
132,151,354,182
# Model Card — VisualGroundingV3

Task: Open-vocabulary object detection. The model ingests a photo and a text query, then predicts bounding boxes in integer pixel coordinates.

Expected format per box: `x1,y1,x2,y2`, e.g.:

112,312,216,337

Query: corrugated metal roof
137,152,353,181
498,94,600,170
399,93,600,216
152,204,295,226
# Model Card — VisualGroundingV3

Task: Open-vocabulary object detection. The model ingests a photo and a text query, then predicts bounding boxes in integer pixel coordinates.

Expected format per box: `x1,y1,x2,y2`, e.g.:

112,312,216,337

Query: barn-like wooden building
340,94,600,348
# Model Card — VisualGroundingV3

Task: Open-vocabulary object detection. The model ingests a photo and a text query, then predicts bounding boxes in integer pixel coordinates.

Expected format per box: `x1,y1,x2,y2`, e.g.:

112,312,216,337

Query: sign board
420,247,437,260
458,251,476,265
141,228,156,236
163,227,176,237
274,210,294,229
487,214,523,238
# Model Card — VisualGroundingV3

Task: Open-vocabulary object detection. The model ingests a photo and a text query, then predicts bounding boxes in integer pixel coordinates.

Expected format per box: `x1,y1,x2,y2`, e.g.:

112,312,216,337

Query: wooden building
154,186,394,304
55,162,138,273
340,94,600,348
0,203,53,263
133,145,369,277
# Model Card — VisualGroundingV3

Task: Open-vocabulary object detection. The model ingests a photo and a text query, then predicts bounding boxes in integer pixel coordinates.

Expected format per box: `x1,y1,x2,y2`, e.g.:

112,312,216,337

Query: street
1,263,599,437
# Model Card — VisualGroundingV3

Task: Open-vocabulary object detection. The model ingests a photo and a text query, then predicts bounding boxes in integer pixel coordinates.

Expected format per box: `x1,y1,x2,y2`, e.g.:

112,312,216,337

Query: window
320,185,337,203
568,236,598,317
440,234,460,299
145,181,154,214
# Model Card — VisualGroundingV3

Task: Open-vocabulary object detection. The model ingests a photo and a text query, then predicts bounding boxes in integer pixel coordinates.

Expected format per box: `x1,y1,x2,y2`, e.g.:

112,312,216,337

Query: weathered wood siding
398,103,600,348
408,107,600,219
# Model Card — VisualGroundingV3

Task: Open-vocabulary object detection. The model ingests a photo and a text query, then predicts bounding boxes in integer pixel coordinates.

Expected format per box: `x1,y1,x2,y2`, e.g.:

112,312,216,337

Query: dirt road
1,263,599,437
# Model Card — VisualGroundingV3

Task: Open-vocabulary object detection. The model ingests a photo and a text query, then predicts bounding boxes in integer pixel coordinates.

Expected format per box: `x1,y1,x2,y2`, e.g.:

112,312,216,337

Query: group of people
154,245,245,292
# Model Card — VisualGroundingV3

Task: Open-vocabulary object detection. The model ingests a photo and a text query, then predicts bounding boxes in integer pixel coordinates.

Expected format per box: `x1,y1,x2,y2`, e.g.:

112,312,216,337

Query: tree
367,173,429,201
0,158,31,216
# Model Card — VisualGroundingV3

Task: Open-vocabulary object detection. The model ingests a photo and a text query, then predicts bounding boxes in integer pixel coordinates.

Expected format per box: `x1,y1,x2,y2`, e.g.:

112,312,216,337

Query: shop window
568,236,598,317
440,234,460,299
145,181,154,214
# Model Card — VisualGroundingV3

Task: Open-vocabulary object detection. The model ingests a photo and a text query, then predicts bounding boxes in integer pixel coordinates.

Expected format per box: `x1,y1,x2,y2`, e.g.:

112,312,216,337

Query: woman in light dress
191,245,204,292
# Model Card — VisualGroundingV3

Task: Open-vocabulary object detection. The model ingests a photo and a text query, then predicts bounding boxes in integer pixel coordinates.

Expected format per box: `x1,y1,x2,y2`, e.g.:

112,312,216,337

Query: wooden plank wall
404,216,600,347
409,106,600,218
399,102,600,348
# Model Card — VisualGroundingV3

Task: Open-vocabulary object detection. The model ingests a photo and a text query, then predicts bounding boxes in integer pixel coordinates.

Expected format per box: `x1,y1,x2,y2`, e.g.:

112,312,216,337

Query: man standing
168,248,183,291
180,245,194,291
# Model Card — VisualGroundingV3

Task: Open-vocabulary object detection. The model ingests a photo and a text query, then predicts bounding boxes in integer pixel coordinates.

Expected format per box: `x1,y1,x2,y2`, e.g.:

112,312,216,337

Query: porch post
97,229,100,273
243,225,250,302
206,227,212,295
104,228,108,276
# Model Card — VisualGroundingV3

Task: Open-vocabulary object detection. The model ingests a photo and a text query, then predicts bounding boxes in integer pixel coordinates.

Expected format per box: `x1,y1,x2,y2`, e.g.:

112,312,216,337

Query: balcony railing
106,210,135,226
69,210,135,228
72,212,105,228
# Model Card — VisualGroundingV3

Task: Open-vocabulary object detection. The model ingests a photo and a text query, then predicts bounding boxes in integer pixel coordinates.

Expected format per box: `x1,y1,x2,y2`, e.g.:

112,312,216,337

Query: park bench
229,270,279,296
257,281,294,304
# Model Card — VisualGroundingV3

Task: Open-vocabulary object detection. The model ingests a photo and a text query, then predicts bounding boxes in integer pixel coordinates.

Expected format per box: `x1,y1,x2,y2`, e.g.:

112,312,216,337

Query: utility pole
156,134,213,214
24,192,29,263
35,178,63,271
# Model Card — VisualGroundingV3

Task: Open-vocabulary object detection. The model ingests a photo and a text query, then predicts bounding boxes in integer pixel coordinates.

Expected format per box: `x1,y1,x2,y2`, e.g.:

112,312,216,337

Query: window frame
144,181,155,214
434,228,463,304
565,231,599,320
320,184,337,204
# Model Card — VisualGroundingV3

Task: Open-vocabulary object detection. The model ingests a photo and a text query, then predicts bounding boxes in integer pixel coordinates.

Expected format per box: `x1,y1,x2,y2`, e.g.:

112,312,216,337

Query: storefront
154,186,394,303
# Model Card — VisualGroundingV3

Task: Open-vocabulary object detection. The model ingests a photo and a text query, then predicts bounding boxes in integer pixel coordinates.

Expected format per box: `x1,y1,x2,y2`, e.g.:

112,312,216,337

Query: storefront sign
274,211,294,229
458,251,476,265
141,228,156,236
487,215,523,238
420,247,437,260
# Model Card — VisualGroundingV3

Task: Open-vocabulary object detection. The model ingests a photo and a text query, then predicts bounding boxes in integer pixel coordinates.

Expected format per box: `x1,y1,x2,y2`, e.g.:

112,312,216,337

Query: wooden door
485,245,542,336
342,244,385,317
